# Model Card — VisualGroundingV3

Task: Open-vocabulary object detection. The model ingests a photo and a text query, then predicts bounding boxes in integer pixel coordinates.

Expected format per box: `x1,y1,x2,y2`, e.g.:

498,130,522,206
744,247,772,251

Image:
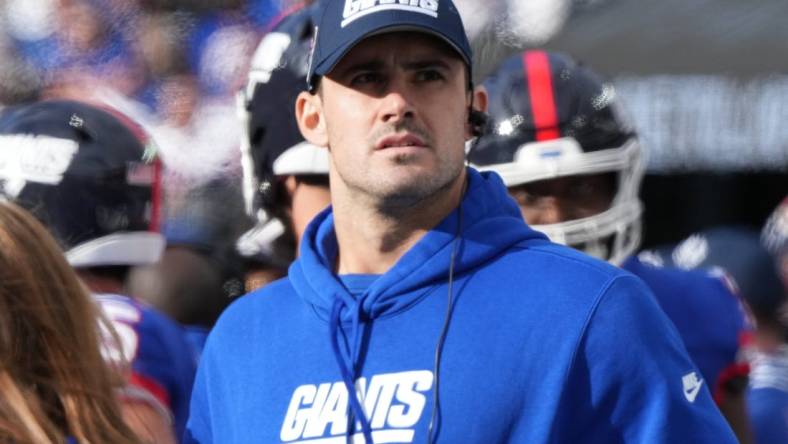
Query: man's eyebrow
400,59,452,71
335,60,384,77
336,57,454,77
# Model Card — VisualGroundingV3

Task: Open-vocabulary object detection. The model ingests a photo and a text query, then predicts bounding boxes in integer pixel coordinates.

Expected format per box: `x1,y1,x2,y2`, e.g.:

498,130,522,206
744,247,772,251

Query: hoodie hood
289,167,548,322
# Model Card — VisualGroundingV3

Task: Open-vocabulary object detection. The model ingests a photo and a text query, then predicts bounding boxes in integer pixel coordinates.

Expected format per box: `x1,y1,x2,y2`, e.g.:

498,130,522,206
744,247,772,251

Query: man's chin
374,174,462,212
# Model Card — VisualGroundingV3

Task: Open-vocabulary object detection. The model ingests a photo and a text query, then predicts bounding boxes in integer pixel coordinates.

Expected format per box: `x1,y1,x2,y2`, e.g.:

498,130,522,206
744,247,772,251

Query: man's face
317,32,471,208
508,173,617,224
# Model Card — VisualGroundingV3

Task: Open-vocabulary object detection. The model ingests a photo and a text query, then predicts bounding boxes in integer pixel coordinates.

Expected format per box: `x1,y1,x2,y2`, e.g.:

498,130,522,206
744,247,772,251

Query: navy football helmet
643,227,784,328
0,100,164,267
238,2,329,223
469,50,644,264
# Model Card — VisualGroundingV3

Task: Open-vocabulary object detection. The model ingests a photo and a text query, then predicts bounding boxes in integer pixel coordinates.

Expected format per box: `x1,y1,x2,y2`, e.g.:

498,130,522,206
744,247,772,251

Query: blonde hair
0,202,141,444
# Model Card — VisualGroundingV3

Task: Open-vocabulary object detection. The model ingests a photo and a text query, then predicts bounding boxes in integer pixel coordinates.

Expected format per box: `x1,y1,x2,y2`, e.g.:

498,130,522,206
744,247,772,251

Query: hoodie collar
288,167,548,443
289,167,547,322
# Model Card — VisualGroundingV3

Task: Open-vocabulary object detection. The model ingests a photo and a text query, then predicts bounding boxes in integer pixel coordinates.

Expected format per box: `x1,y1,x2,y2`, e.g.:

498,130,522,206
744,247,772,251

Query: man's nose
380,82,415,123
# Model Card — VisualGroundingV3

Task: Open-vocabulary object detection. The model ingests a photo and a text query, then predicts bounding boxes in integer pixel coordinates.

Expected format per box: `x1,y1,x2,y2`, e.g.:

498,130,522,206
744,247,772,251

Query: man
647,222,788,444
763,198,788,286
750,199,788,444
238,0,331,264
0,100,197,443
186,1,736,442
125,178,250,355
469,50,753,441
234,1,332,292
645,209,788,444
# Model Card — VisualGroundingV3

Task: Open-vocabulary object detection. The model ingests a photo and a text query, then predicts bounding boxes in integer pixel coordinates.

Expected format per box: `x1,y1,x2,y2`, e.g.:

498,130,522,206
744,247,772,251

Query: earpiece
468,109,488,138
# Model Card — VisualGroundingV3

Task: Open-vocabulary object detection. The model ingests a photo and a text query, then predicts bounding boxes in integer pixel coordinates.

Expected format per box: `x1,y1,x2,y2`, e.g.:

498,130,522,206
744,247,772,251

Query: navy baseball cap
306,0,472,91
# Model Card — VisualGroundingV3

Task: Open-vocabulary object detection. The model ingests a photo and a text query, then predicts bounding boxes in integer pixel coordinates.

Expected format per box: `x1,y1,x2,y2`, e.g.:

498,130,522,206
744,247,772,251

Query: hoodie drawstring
330,297,374,443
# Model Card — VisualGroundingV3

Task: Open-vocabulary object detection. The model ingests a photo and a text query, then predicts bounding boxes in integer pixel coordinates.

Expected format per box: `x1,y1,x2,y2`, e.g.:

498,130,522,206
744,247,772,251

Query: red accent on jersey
713,362,751,405
130,371,171,409
739,330,756,348
524,51,560,141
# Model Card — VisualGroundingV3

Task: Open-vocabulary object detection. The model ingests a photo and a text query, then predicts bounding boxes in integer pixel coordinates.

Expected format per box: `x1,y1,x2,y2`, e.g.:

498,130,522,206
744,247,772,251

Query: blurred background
1,0,786,250
0,0,298,273
551,0,788,248
461,0,788,248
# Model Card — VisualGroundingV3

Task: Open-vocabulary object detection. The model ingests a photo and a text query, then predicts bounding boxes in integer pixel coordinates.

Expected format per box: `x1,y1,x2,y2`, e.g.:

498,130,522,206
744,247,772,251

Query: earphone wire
426,174,466,444
427,95,483,442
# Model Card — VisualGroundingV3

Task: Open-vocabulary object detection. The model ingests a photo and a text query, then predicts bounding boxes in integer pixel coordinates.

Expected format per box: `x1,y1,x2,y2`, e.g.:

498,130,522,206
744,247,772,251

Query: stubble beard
375,158,463,217
338,123,464,216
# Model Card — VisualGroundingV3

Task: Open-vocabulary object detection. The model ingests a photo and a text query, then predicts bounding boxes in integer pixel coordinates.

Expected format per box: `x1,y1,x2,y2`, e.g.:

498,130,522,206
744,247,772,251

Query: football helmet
762,197,788,259
238,2,329,222
0,100,164,267
644,227,784,325
469,50,644,264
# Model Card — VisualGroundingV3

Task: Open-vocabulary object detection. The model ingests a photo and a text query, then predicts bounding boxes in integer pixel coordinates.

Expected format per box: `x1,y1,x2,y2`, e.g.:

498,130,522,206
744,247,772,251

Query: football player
0,100,197,443
647,221,787,444
469,50,753,443
236,1,331,275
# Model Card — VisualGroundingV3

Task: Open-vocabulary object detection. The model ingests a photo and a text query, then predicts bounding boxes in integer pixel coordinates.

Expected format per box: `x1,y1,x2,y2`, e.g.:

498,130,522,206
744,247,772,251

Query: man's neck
77,270,126,295
332,172,466,275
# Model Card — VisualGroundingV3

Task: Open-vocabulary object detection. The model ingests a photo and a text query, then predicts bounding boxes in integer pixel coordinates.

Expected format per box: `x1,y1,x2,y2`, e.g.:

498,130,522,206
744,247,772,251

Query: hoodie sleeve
553,274,738,443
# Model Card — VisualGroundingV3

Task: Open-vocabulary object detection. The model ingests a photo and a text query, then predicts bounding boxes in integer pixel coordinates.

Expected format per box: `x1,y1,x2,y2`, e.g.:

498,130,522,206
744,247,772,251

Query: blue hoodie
621,256,750,401
185,169,736,443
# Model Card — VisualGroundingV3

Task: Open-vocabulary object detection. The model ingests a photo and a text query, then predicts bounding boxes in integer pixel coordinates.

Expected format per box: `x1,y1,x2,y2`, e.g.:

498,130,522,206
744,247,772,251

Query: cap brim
66,231,165,268
313,22,471,83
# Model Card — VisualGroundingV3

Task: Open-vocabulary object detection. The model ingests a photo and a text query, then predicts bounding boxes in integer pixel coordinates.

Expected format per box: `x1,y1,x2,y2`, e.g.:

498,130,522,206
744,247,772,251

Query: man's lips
375,133,427,150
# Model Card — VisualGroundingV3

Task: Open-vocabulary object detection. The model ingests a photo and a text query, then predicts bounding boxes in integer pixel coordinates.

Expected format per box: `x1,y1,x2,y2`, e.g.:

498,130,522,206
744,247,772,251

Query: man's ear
466,84,489,139
295,91,328,147
473,84,488,113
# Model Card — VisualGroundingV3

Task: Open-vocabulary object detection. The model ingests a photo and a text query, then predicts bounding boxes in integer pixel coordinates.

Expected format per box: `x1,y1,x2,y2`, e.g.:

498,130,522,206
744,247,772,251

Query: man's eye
351,72,383,85
510,188,539,206
415,70,444,82
570,182,594,197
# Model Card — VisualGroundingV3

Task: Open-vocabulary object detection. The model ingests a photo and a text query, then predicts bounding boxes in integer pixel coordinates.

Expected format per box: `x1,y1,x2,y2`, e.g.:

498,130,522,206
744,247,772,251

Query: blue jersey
747,346,788,444
95,293,197,442
622,256,750,402
186,169,736,443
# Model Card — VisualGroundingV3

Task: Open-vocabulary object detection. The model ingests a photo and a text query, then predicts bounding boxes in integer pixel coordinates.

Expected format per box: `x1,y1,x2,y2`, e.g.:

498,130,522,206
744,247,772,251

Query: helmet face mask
470,51,644,264
530,194,643,266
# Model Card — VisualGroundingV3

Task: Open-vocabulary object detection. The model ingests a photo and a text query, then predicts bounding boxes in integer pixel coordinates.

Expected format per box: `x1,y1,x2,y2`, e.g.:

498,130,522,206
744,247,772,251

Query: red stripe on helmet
149,158,163,232
95,103,163,233
263,1,307,33
523,51,560,141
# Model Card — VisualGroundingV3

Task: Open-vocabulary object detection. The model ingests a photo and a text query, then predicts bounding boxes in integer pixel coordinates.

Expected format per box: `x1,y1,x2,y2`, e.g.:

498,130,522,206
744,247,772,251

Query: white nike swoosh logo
684,379,704,403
